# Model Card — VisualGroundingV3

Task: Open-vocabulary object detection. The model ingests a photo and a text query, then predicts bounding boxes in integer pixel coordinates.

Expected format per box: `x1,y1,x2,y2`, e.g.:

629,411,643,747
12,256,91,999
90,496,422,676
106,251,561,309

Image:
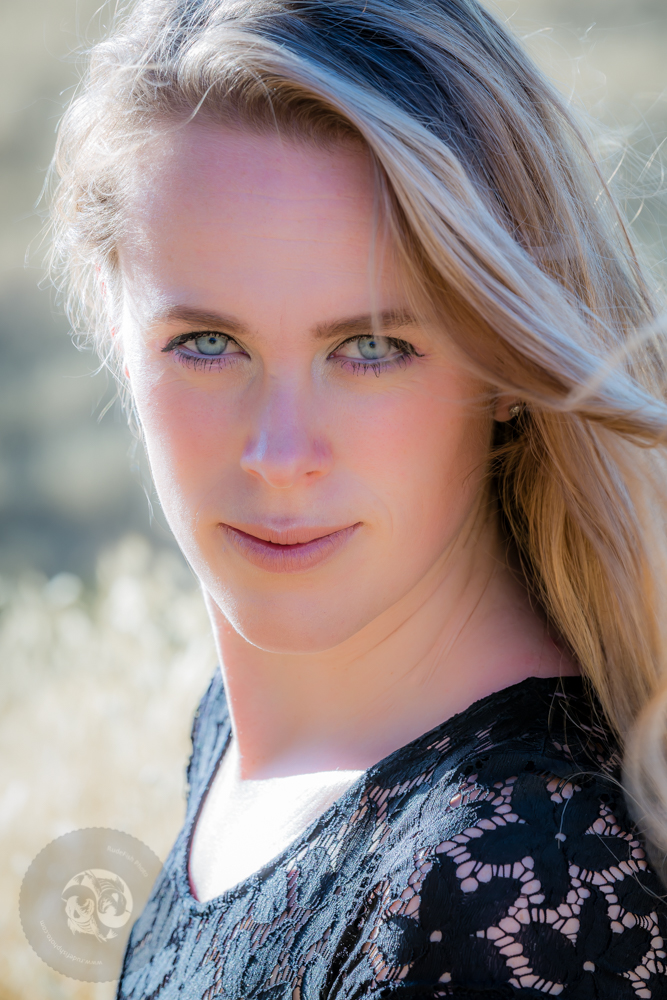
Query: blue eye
194,334,229,356
330,333,418,371
356,336,391,360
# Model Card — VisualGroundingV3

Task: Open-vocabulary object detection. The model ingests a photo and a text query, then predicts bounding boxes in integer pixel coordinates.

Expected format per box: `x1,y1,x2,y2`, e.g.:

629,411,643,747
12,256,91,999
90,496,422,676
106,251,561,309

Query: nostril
240,428,332,487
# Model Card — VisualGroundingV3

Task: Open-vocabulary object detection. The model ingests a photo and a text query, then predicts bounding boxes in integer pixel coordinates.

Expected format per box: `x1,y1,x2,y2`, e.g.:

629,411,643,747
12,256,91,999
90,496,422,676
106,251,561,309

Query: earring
509,403,523,418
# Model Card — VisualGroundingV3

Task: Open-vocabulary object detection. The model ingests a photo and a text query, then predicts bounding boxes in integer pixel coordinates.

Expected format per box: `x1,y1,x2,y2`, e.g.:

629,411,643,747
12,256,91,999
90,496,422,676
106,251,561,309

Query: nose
240,379,332,489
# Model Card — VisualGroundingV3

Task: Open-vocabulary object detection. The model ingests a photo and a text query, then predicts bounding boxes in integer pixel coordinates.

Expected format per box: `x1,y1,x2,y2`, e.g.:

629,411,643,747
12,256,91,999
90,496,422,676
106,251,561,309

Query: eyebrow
154,306,247,336
313,309,418,340
154,305,418,340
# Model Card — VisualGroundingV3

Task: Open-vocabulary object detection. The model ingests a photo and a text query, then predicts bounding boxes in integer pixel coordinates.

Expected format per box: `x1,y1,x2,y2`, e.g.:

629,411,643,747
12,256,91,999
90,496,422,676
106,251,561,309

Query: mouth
219,522,362,573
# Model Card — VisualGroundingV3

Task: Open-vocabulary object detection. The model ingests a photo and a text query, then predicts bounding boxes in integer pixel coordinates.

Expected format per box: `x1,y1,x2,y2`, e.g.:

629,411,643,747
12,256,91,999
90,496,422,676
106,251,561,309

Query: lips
219,522,361,573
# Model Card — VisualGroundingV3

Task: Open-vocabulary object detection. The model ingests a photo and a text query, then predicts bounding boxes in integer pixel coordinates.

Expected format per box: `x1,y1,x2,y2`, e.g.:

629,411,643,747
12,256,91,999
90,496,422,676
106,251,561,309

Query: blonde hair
51,0,667,868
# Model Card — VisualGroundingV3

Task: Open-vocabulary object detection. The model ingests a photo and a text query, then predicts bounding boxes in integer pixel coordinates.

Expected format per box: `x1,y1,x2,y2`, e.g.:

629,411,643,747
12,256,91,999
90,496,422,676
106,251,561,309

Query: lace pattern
117,675,667,999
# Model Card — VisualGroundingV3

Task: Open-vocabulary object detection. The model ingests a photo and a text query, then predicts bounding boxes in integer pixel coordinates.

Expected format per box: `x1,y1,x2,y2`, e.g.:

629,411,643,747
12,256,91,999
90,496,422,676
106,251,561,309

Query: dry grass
0,535,216,999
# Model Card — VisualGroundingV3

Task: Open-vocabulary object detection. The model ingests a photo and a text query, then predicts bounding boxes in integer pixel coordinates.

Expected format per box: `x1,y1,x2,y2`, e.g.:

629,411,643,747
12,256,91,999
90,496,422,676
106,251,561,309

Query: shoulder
343,679,667,998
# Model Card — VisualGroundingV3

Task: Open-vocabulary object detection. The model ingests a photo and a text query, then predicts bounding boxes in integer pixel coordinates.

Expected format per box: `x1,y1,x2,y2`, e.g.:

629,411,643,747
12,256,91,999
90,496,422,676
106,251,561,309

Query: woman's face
118,125,493,652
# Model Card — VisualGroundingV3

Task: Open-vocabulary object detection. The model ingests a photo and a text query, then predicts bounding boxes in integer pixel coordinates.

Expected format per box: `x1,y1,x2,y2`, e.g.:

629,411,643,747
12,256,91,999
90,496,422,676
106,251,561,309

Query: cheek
337,385,490,535
129,367,238,508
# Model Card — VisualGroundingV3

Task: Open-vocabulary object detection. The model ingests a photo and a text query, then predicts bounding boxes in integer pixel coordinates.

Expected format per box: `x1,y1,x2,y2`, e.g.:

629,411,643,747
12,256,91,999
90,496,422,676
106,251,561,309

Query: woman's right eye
163,331,248,368
182,333,234,356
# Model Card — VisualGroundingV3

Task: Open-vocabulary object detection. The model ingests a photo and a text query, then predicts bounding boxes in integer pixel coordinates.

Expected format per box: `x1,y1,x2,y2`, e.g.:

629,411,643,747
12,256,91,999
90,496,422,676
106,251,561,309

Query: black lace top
117,673,667,999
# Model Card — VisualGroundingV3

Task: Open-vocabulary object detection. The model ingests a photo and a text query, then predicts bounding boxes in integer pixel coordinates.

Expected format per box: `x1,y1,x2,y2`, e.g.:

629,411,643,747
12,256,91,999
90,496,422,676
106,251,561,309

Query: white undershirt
189,741,364,902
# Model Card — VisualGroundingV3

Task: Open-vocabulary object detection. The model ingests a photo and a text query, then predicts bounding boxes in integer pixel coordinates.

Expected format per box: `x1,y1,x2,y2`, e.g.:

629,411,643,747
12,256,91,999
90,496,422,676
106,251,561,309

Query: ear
494,393,517,422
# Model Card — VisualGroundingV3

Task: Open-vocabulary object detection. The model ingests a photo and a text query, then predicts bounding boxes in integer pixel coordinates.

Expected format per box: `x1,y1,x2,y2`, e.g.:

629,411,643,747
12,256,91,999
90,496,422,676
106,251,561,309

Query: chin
226,610,366,655
212,590,378,654
188,536,394,653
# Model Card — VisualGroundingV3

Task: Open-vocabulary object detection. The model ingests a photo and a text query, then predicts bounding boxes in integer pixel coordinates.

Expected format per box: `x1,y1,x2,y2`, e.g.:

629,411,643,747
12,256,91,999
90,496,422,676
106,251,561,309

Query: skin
118,124,575,899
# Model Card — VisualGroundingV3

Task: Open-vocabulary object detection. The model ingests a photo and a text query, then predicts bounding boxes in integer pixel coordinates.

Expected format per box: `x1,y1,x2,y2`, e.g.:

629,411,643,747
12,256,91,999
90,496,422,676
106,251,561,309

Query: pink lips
220,522,361,573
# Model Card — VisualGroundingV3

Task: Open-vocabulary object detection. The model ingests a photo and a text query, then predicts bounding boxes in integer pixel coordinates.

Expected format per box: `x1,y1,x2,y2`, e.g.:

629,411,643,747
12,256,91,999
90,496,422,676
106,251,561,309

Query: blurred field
0,0,666,996
0,536,215,999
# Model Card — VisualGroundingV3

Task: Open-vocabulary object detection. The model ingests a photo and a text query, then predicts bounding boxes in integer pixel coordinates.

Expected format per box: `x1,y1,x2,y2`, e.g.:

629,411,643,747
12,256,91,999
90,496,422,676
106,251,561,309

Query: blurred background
0,0,665,996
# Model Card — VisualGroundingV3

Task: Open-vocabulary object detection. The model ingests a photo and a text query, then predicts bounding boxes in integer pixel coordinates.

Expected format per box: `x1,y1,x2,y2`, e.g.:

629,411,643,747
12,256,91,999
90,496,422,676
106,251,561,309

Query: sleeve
330,758,667,999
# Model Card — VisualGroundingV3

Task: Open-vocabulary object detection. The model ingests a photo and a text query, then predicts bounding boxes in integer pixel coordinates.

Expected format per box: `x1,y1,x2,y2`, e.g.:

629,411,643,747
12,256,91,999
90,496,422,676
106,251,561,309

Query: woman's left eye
332,335,403,363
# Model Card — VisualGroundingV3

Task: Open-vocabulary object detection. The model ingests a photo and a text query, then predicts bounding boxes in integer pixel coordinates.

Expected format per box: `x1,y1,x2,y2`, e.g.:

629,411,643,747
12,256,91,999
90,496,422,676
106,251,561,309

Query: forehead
132,121,374,209
119,124,383,313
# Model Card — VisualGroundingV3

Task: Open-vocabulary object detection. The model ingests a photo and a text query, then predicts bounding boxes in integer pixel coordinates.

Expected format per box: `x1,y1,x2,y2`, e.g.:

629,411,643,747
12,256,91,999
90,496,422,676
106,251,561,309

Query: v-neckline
177,672,584,913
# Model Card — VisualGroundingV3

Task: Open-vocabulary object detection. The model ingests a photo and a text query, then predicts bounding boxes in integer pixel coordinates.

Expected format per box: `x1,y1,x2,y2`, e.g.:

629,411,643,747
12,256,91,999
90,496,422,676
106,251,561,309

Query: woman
51,0,667,995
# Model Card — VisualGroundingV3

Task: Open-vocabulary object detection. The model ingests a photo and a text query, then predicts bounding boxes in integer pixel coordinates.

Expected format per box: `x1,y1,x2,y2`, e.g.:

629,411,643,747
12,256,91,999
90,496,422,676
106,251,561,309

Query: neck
205,518,572,780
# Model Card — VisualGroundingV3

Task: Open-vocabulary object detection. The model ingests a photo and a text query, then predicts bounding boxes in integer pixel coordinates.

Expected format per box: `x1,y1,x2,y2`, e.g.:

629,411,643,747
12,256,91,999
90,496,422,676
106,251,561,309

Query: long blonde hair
50,0,667,867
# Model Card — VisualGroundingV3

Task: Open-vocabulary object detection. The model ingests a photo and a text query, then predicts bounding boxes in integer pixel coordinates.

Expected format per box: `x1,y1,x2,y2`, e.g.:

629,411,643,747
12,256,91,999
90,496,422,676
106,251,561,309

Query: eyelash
164,334,421,374
174,352,239,372
164,333,245,372
330,336,420,376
